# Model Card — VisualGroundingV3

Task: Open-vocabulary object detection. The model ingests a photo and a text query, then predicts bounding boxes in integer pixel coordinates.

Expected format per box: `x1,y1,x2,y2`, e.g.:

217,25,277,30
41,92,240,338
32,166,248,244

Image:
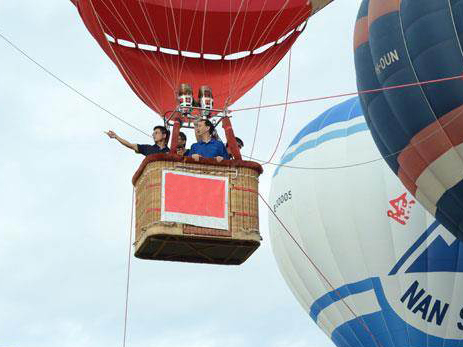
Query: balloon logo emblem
387,193,416,225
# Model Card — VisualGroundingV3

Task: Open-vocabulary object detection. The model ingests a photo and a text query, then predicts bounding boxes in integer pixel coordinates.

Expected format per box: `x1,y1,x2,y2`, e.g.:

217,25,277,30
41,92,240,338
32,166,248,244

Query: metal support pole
222,116,242,161
169,118,181,155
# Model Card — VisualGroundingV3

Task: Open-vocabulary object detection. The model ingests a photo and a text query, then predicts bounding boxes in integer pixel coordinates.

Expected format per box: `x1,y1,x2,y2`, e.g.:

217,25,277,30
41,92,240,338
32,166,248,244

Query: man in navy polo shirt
106,125,170,155
189,119,229,162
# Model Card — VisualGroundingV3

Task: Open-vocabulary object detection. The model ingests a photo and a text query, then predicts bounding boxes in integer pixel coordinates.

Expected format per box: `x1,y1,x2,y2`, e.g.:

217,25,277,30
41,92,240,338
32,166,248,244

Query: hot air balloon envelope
72,0,333,115
269,97,463,347
354,0,463,241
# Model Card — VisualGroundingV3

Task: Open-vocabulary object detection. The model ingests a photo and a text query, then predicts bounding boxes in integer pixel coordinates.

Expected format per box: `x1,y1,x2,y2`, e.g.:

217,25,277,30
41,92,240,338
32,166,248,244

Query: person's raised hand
105,130,117,139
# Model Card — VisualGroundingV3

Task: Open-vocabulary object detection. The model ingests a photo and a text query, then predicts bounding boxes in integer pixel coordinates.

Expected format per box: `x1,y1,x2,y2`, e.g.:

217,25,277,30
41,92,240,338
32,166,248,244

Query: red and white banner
161,170,229,230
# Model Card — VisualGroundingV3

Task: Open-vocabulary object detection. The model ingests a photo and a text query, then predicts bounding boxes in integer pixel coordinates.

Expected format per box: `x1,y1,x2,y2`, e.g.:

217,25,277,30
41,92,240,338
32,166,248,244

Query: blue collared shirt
189,139,230,159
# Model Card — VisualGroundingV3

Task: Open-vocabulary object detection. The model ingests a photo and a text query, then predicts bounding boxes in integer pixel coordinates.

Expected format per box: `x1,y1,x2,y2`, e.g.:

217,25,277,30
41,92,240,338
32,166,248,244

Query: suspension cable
231,74,463,113
250,78,265,157
4,30,463,171
259,192,383,347
262,49,291,165
0,31,151,138
122,188,135,347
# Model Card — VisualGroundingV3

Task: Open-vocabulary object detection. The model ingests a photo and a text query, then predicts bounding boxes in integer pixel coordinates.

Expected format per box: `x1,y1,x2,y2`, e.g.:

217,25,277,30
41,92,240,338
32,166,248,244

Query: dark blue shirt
137,144,170,156
189,139,230,159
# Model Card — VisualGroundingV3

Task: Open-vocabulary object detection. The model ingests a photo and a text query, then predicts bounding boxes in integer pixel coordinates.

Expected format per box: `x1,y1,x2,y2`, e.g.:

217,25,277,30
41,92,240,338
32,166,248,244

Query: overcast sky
0,1,362,346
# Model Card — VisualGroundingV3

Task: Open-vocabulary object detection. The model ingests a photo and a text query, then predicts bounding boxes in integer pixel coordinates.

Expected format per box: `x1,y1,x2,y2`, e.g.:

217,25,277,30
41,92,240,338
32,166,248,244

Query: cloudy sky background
0,1,361,346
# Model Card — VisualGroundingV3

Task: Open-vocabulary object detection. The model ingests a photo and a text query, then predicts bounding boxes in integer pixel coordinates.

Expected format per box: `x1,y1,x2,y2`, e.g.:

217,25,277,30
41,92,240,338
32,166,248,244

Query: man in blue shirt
189,119,229,162
106,125,170,155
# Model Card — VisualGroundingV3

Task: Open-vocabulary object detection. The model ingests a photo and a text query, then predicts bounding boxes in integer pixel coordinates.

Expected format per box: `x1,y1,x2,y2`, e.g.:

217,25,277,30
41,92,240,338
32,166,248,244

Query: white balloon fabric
269,97,463,347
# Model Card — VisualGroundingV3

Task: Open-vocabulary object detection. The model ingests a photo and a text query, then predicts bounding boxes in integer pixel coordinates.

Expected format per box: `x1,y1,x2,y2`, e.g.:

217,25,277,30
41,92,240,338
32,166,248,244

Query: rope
243,100,463,171
5,29,463,171
243,153,384,170
0,31,151,138
258,192,384,347
231,74,463,113
122,188,135,347
262,49,291,165
250,78,265,157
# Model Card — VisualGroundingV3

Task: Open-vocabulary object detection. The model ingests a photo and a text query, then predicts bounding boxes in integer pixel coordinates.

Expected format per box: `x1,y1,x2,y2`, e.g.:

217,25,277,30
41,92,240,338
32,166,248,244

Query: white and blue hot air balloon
269,97,463,347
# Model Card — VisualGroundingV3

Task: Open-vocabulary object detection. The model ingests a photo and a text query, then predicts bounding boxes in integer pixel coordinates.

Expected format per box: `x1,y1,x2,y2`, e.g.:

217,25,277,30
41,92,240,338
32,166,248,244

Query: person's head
235,137,244,149
176,144,186,156
196,119,214,139
152,125,170,145
226,137,244,156
226,137,244,148
178,132,187,147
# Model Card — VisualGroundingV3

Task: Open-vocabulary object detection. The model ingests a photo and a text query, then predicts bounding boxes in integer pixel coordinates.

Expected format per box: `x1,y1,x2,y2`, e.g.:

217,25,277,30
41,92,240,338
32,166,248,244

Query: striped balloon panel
269,97,463,347
354,0,463,241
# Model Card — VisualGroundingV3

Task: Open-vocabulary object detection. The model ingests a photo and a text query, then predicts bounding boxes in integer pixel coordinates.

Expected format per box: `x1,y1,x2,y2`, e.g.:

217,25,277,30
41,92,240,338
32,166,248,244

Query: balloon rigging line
230,5,307,102
262,49,292,165
224,0,246,99
96,0,171,109
123,188,135,347
230,74,463,113
244,102,463,169
0,31,151,138
176,0,203,90
228,0,289,100
243,154,384,170
5,29,463,173
258,192,384,347
250,78,265,157
234,5,309,100
228,0,252,100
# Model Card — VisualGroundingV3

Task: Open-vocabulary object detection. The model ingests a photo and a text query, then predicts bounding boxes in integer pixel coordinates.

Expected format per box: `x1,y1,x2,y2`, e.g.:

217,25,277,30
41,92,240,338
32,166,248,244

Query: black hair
179,131,187,142
226,137,244,148
153,125,170,143
200,119,215,135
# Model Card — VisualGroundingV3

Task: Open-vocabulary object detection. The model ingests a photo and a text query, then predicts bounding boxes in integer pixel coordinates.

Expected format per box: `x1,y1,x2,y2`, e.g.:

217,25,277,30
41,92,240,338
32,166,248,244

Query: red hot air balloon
70,0,334,265
71,0,333,116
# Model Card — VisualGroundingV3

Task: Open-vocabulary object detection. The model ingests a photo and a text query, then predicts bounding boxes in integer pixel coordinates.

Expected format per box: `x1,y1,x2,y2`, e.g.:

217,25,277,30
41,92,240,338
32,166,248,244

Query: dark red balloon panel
72,0,313,115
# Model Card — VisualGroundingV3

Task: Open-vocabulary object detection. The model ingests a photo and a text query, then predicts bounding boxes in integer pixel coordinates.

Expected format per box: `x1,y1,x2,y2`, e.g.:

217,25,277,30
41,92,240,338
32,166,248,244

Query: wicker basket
132,155,262,265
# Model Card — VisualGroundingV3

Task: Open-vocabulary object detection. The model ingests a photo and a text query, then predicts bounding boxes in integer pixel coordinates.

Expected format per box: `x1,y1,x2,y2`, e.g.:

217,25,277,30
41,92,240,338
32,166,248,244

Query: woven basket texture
134,160,260,249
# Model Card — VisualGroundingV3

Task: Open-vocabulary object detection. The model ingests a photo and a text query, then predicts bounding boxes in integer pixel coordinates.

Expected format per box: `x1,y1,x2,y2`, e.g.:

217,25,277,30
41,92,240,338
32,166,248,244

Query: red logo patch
387,192,416,225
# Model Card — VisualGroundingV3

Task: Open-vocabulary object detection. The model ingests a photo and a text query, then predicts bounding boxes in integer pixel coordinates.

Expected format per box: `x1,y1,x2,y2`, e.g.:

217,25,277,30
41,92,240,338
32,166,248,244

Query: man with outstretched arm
106,125,170,155
189,119,229,162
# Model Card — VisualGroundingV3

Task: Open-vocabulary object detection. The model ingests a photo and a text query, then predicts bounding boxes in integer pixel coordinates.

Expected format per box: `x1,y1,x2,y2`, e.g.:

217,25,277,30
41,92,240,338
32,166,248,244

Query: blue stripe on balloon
286,97,363,149
356,0,369,20
309,278,374,322
388,220,440,275
405,236,463,273
274,123,369,177
282,123,368,164
330,277,463,347
435,180,463,240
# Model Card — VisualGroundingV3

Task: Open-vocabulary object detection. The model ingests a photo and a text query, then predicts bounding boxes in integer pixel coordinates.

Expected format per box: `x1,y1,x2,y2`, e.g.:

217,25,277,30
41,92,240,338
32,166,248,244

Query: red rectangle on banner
164,172,226,218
